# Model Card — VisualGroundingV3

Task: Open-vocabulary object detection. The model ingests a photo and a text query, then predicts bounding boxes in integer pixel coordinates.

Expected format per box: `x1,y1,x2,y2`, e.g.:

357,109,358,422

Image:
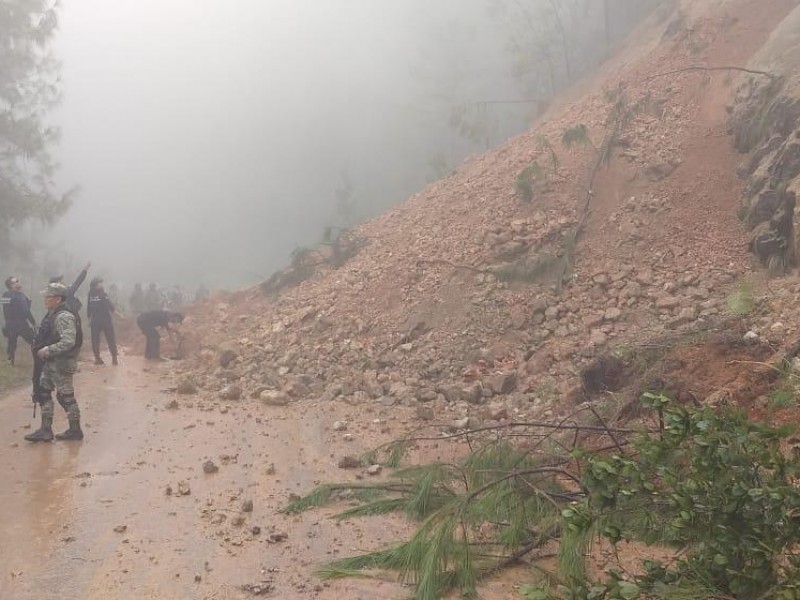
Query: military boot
25,414,53,442
55,418,84,441
94,355,105,365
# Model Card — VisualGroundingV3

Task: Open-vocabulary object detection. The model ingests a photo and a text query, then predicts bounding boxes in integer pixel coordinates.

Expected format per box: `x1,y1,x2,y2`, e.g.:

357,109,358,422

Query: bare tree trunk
546,0,572,82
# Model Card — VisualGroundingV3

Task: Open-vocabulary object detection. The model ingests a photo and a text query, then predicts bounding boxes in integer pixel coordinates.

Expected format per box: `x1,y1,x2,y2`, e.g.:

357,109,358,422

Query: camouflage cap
42,282,69,298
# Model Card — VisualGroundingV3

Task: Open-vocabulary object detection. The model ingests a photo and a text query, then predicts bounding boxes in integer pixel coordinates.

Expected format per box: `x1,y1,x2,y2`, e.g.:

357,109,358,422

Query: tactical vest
34,304,83,354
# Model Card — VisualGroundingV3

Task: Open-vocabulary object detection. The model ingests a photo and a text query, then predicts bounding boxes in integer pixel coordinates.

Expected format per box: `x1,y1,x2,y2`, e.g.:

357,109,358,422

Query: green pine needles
286,396,800,600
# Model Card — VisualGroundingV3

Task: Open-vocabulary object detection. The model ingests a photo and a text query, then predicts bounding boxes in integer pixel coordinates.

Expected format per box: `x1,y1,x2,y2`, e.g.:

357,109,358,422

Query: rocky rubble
170,2,797,426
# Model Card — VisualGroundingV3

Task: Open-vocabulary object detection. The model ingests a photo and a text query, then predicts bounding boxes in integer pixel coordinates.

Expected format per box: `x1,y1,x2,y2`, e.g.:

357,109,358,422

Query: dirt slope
172,0,799,423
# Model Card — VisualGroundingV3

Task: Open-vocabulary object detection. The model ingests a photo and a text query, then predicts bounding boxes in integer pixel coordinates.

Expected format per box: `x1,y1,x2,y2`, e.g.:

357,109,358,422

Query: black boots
112,355,119,366
25,414,53,442
55,418,84,441
94,356,105,365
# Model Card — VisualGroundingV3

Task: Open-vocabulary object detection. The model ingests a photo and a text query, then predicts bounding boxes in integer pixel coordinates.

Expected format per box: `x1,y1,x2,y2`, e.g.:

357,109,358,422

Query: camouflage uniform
39,306,81,424
25,284,84,442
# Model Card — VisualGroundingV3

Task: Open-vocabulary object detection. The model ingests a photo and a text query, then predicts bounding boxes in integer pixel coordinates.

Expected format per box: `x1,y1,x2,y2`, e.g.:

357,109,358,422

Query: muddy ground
0,351,536,600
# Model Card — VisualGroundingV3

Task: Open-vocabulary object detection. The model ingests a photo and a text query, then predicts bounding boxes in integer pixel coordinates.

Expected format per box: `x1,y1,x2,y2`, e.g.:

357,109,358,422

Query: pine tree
0,1,71,258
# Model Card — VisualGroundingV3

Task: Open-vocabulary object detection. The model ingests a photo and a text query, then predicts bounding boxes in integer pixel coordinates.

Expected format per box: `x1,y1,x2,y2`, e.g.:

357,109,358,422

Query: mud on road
0,354,435,600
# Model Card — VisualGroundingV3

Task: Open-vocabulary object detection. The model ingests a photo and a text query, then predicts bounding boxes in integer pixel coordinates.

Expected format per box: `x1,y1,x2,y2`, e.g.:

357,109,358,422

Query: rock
673,306,698,325
439,384,463,403
113,525,127,533
589,330,607,347
416,406,435,421
604,307,622,321
218,348,238,368
338,456,362,469
268,532,288,543
177,481,191,496
487,372,518,395
771,322,785,332
203,460,219,474
332,420,348,432
176,378,198,395
463,382,484,404
231,515,245,527
260,390,290,406
377,396,397,407
743,330,759,342
242,499,254,513
165,484,173,496
451,416,482,431
165,399,179,410
655,296,681,310
220,385,242,401
251,526,261,535
366,464,382,476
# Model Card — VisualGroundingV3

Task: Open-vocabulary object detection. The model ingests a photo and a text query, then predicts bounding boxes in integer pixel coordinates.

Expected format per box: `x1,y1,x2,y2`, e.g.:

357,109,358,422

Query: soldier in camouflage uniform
25,283,84,443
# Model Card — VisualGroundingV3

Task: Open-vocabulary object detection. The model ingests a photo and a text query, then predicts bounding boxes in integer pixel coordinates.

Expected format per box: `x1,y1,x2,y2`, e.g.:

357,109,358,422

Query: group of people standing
2,263,187,443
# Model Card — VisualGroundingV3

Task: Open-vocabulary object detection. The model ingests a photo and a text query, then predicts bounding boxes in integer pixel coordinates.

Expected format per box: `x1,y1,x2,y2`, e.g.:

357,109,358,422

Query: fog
47,0,527,291
44,0,660,294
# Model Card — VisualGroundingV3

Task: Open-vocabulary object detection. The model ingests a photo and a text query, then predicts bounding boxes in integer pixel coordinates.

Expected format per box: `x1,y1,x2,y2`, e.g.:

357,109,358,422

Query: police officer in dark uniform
87,277,118,365
137,310,184,360
2,276,37,365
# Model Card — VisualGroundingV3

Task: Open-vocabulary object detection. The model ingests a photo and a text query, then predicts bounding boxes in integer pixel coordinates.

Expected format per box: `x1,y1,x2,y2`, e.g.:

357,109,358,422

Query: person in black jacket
50,262,91,313
137,310,184,360
87,277,118,365
2,276,37,365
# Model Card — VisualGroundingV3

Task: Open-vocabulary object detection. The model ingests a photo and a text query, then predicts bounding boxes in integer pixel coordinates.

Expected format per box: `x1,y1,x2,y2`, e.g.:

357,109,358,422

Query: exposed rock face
731,6,800,275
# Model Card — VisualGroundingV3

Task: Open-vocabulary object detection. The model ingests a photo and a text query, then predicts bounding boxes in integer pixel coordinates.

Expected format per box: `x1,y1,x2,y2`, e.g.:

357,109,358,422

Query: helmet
42,282,69,299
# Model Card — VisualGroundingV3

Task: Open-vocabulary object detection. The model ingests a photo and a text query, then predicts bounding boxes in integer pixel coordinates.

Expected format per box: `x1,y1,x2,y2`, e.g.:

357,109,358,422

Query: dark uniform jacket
137,310,173,329
1,290,36,328
87,291,115,325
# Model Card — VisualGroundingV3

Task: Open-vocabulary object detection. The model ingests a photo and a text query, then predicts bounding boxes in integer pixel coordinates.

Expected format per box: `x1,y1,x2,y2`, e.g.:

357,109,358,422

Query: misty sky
49,0,524,290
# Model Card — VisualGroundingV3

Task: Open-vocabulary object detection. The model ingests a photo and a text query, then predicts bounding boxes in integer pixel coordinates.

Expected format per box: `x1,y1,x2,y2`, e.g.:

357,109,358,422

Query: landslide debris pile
175,0,800,421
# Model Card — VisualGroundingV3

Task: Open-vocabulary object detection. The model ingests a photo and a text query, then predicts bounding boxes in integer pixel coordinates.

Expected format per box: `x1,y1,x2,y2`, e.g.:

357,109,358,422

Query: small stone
416,406,435,421
203,460,219,474
268,532,288,543
219,385,242,401
655,296,680,310
113,525,127,533
589,330,607,346
218,348,238,368
194,574,202,583
743,330,759,341
366,464,382,476
165,399,179,410
241,499,254,513
260,390,290,406
251,525,261,535
178,481,191,496
165,484,173,496
604,307,622,321
338,456,362,469
332,420,348,432
487,372,518,395
176,379,197,395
